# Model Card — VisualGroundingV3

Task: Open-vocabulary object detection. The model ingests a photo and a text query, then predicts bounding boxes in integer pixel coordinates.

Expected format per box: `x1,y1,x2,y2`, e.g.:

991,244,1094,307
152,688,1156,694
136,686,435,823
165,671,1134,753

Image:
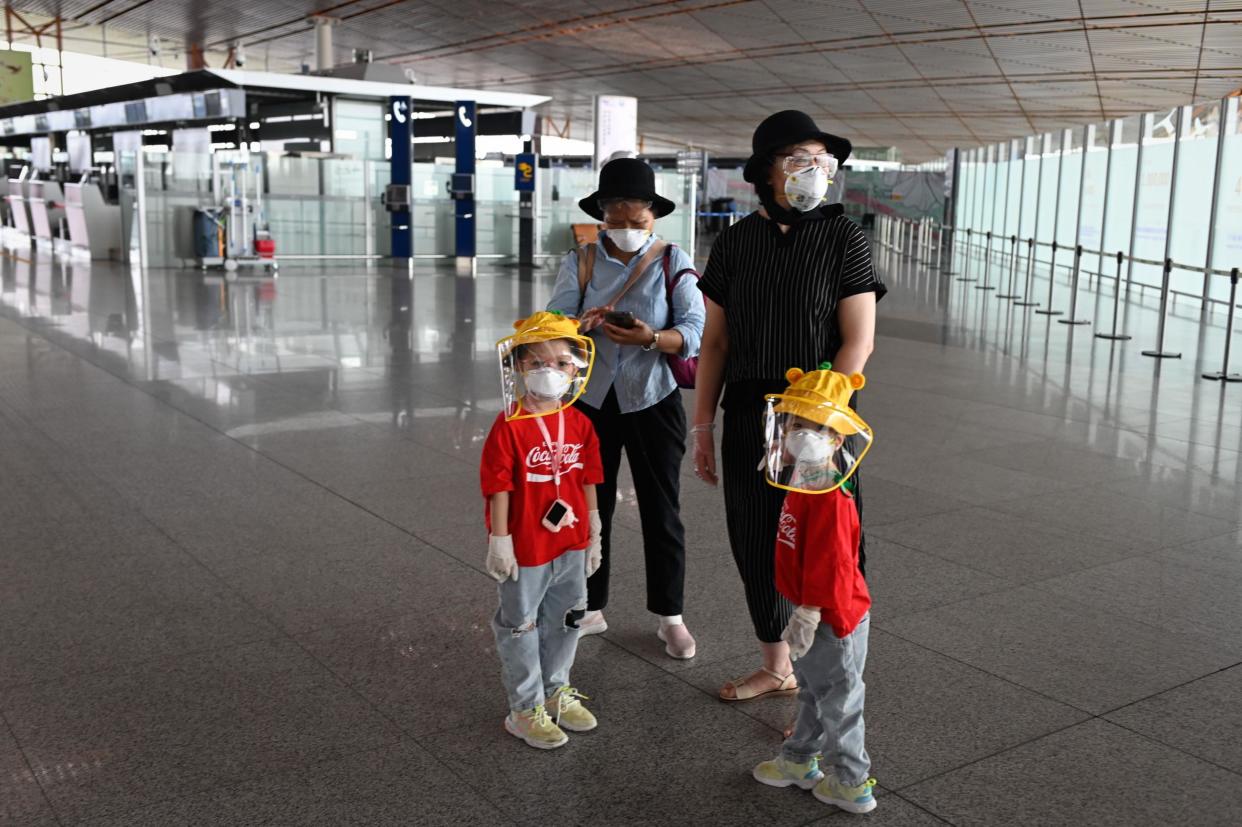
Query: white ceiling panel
8,0,1235,162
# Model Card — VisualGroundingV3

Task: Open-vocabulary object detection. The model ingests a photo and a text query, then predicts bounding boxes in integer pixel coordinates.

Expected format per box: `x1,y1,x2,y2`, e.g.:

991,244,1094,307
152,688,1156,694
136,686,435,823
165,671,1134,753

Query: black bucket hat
742,110,852,184
578,158,676,221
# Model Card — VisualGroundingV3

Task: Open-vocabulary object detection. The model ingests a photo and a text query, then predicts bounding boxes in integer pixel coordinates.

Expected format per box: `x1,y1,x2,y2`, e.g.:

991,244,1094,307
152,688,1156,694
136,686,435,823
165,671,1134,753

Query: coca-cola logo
777,508,797,549
526,442,584,471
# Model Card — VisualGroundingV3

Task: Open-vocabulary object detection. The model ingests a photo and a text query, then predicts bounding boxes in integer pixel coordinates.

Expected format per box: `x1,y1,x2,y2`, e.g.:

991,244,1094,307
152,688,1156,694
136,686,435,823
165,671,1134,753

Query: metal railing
870,213,1242,385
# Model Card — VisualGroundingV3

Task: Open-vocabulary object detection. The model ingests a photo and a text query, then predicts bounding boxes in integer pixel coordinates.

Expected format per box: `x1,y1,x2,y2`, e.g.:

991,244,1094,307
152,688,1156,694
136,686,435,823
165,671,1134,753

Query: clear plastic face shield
761,395,873,494
498,332,594,421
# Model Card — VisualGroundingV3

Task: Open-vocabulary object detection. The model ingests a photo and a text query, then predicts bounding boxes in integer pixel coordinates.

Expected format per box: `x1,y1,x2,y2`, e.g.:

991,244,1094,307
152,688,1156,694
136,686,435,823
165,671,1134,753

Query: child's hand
586,510,603,576
486,535,518,582
781,606,821,661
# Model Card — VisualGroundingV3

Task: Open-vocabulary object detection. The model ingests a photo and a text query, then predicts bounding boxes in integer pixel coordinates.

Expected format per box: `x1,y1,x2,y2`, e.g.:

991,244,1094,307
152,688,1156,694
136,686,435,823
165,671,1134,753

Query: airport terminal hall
3,1,1242,825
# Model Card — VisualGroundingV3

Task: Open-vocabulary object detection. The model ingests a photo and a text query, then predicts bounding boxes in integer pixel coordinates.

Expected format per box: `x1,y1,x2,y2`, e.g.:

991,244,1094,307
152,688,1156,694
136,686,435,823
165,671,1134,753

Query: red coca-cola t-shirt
480,407,604,567
775,489,871,638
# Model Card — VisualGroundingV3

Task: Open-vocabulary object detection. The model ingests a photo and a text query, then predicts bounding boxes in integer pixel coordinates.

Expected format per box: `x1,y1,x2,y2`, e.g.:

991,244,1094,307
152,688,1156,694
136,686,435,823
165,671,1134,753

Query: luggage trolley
196,152,277,274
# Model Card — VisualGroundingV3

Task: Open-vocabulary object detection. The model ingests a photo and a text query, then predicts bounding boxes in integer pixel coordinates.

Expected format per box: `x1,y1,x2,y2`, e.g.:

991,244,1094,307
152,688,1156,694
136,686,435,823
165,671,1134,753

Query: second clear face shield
761,395,873,494
497,332,594,421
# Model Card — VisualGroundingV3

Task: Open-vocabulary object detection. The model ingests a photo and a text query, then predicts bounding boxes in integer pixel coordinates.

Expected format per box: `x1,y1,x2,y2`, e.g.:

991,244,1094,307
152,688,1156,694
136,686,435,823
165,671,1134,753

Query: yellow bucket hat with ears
771,362,868,436
502,310,591,353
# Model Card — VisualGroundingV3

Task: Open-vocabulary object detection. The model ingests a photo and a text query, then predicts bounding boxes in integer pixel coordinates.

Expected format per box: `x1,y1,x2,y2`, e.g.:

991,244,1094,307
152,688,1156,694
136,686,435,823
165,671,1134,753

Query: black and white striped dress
698,203,884,643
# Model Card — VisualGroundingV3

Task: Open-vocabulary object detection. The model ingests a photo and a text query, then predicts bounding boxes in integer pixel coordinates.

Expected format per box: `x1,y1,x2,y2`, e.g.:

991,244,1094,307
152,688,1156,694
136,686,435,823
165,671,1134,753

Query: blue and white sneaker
813,774,877,813
752,755,823,790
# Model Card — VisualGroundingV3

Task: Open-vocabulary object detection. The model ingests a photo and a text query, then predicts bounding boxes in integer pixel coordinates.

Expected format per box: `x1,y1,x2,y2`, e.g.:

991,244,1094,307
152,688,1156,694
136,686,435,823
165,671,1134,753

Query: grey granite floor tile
880,586,1241,714
295,601,669,739
869,506,1140,583
964,440,1147,485
0,639,401,822
1105,664,1242,775
337,473,488,532
681,630,1090,790
865,452,1066,506
1103,466,1242,523
0,550,279,689
0,747,57,826
78,740,511,827
901,718,1242,825
856,477,970,527
419,673,827,826
987,487,1238,551
802,788,950,825
1032,554,1242,645
210,535,490,634
864,537,1017,622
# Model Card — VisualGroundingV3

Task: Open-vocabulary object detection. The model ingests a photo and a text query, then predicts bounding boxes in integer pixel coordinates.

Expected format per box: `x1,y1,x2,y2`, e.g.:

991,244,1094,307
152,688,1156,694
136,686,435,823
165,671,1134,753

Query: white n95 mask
785,429,833,463
524,367,573,399
784,166,830,212
606,228,650,252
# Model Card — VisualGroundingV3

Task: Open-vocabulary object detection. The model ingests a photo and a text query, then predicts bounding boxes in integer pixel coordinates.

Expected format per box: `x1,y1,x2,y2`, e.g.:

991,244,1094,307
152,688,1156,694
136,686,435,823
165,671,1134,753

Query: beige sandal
719,667,797,702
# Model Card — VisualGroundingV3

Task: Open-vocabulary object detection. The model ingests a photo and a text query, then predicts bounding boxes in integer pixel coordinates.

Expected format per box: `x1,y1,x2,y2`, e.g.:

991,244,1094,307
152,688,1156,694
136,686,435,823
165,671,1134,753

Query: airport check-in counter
6,177,30,234
26,179,65,243
64,180,122,260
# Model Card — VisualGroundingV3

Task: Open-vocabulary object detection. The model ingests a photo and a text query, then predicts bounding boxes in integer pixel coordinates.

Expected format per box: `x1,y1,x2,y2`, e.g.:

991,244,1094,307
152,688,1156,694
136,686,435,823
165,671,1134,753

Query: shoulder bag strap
606,239,668,307
576,244,596,314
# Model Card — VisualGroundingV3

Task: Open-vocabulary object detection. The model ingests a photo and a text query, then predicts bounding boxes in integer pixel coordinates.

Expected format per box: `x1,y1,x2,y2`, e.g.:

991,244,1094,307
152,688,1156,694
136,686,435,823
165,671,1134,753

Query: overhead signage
515,152,536,192
0,51,33,106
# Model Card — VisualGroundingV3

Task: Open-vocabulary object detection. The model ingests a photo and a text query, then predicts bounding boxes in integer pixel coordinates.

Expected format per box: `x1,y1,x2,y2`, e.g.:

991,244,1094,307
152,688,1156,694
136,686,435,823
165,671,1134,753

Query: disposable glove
781,606,821,661
486,534,518,582
586,510,603,577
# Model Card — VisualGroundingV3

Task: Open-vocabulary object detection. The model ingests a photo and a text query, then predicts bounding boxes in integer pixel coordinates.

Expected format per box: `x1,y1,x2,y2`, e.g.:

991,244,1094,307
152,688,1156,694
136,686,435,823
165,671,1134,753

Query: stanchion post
1096,251,1132,341
1058,244,1091,325
1035,240,1063,315
976,230,996,290
1202,267,1242,381
1014,238,1040,307
957,228,977,282
1142,258,1182,359
997,234,1021,299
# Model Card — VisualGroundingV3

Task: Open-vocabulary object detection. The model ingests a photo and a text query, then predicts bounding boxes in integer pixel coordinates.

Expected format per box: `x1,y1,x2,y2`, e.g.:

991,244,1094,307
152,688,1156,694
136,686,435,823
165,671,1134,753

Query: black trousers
721,387,866,643
578,387,687,616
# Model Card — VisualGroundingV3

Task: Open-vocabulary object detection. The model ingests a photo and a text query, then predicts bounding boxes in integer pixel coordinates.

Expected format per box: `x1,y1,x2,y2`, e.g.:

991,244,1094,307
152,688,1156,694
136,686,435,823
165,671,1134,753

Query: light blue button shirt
548,234,705,414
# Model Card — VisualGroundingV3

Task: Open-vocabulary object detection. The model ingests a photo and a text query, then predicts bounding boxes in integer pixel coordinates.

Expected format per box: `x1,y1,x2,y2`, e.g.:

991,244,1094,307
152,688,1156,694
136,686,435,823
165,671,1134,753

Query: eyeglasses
778,153,839,175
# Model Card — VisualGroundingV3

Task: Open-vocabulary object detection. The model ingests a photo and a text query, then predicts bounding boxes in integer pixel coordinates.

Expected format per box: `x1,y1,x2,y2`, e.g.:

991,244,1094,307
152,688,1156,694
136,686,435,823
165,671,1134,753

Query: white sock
659,614,684,629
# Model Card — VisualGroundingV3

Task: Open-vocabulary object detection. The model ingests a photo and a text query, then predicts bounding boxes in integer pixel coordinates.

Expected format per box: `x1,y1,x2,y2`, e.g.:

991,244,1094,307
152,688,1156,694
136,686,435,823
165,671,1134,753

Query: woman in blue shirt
547,158,705,660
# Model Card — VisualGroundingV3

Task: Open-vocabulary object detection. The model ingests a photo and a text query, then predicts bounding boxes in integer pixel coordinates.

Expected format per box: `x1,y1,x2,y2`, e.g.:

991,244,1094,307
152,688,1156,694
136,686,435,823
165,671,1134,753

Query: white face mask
785,429,833,463
784,166,830,212
606,228,650,253
524,367,573,399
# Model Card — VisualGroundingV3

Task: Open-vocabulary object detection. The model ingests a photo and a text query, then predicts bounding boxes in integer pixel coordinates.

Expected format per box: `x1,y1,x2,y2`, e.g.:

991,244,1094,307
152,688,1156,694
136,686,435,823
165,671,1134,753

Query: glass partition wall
953,95,1241,305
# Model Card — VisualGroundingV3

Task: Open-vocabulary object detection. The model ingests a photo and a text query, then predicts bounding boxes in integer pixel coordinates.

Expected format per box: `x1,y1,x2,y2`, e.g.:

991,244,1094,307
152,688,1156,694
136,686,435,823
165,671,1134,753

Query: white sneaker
578,610,607,636
657,621,697,659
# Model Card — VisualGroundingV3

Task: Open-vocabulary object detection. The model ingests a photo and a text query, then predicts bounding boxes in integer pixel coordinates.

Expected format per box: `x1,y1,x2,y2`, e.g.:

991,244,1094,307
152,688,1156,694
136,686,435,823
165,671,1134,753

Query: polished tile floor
2,235,1241,826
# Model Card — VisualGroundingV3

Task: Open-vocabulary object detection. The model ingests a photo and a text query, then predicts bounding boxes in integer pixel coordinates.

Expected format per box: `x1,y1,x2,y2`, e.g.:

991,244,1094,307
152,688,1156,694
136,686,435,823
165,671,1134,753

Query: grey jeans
492,550,588,712
782,613,871,786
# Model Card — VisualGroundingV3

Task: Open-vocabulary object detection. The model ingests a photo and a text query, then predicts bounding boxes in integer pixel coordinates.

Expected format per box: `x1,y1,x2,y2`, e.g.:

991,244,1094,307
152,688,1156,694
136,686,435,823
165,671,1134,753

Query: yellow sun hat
502,310,590,353
770,362,867,435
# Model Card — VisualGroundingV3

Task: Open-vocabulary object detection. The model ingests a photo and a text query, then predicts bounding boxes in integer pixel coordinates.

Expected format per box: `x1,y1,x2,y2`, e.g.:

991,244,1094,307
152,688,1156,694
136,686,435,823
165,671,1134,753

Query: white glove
585,510,603,577
486,534,518,582
781,606,821,662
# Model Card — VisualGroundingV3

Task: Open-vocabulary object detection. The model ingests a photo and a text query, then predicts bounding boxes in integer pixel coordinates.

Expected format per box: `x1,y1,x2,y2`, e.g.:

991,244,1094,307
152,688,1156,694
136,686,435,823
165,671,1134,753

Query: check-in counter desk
7,177,30,234
26,180,65,243
64,181,122,260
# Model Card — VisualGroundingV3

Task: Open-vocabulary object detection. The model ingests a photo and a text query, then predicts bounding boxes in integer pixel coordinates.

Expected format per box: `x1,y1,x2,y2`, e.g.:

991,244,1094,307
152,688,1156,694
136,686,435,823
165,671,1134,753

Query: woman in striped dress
693,110,884,701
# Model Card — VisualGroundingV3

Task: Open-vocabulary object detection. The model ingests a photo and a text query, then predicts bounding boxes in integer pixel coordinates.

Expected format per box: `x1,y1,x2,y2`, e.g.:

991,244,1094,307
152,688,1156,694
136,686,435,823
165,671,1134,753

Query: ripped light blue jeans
782,613,871,786
492,550,587,712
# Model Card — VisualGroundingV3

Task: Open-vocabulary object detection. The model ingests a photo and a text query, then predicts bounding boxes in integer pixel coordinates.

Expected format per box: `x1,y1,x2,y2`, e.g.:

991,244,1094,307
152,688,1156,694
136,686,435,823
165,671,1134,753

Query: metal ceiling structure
10,1,1242,162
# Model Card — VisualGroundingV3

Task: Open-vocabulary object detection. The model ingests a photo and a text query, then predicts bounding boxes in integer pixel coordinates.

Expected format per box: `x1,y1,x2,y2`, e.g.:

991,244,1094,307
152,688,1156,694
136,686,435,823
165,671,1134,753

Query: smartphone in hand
604,310,637,329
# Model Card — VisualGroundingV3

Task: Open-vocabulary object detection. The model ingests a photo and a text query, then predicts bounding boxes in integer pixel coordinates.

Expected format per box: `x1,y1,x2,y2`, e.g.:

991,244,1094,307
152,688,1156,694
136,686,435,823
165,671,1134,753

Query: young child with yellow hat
750,362,878,813
481,311,605,749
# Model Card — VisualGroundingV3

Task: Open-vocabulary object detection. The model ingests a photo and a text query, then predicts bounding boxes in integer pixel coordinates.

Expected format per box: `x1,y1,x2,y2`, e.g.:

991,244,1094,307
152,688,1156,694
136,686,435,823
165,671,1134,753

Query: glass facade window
1211,97,1242,300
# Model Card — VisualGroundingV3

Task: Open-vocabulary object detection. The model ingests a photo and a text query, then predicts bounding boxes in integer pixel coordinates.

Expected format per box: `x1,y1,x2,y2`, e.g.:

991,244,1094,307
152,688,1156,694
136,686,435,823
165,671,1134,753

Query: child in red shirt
482,311,605,750
751,364,878,814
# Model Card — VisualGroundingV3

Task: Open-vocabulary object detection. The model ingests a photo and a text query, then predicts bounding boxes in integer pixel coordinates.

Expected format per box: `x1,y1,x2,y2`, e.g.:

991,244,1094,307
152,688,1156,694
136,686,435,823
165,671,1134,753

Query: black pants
578,387,687,616
721,387,866,643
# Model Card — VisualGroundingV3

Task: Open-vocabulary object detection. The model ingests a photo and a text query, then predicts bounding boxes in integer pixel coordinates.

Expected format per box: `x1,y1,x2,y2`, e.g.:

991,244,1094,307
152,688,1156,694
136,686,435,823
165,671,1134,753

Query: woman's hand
579,306,610,333
692,426,718,486
601,318,655,347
